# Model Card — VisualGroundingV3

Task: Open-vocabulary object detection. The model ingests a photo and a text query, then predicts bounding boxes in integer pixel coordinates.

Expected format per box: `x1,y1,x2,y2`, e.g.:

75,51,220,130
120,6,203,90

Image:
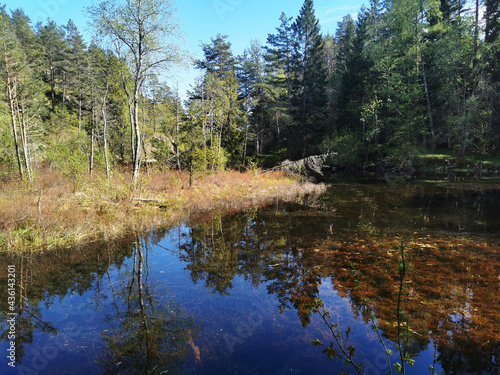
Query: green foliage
151,136,174,165
47,138,88,180
0,111,13,165
253,148,288,168
310,297,364,375
191,142,228,171
1,0,500,182
322,131,362,166
289,0,328,157
394,362,403,373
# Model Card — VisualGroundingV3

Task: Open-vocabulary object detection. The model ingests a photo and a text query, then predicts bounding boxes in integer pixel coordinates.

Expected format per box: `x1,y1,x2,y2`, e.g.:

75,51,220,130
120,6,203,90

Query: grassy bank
0,168,325,254
415,150,500,169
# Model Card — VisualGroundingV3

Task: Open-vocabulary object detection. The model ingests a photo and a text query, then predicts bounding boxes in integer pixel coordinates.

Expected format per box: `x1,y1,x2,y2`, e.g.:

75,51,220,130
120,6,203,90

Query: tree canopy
1,0,499,182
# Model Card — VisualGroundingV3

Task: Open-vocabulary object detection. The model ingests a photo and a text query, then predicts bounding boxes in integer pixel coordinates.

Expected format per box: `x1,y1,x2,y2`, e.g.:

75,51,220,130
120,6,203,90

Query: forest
1,2,499,372
1,0,499,184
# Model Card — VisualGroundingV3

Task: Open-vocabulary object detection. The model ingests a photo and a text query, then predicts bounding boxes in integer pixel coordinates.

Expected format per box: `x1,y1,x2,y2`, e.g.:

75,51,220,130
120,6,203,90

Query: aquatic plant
311,240,415,375
311,299,364,375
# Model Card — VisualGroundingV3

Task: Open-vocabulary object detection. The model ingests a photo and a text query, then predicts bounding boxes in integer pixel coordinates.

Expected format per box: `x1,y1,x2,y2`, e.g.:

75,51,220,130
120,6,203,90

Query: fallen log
131,198,163,203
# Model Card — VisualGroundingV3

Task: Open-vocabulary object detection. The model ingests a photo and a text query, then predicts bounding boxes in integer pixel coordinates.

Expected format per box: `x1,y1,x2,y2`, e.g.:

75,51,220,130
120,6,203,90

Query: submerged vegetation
170,188,500,374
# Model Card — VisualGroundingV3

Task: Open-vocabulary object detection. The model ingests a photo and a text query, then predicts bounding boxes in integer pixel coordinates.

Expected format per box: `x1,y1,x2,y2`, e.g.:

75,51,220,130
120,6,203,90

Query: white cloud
317,4,362,26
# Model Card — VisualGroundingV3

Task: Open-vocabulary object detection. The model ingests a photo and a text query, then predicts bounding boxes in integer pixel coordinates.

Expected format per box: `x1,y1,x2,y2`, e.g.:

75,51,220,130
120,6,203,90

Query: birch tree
87,0,184,186
0,7,36,181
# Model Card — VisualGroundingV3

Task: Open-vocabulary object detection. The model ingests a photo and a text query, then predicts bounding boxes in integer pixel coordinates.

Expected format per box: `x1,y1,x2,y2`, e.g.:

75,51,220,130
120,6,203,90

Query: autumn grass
0,167,325,254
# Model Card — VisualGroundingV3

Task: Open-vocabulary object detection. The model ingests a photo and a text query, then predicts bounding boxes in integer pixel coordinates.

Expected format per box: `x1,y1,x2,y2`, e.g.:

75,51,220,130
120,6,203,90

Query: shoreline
0,168,325,254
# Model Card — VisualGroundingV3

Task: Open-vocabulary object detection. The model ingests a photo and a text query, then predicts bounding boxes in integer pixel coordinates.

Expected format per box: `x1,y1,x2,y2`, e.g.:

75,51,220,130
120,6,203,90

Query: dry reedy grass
0,167,325,254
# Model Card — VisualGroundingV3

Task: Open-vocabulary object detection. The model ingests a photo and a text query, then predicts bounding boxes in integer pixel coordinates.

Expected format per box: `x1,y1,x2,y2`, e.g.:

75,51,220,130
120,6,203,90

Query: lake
1,176,499,374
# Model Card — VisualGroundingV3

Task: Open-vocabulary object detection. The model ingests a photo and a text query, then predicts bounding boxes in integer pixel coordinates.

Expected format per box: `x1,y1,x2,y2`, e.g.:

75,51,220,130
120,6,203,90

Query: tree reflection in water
0,254,57,363
170,183,499,374
0,235,199,374
179,214,239,295
97,236,199,374
0,181,498,374
0,241,135,366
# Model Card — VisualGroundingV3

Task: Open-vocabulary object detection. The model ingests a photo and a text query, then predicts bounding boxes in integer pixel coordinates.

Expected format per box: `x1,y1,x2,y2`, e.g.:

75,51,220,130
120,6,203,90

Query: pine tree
238,40,268,161
64,20,87,123
196,34,236,79
195,34,243,167
37,20,67,113
10,9,42,64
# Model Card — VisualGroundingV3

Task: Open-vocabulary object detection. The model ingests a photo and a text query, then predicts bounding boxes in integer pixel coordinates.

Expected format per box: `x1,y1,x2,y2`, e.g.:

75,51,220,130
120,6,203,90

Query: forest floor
0,167,325,254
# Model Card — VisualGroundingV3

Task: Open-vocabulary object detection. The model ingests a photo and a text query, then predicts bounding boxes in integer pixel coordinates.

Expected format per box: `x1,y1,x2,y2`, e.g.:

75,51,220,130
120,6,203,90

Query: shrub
322,131,362,166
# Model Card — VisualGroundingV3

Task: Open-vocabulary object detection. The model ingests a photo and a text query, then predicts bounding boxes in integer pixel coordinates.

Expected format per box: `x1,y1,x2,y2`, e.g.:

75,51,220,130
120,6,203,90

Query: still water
1,177,499,374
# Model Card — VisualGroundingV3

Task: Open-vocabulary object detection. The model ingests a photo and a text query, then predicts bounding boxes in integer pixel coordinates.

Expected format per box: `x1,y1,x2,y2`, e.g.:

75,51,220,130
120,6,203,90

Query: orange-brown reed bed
0,167,325,253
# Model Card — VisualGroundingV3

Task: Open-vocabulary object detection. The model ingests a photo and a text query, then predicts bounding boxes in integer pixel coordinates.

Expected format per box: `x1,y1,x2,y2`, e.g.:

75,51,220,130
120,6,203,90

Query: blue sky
2,0,363,98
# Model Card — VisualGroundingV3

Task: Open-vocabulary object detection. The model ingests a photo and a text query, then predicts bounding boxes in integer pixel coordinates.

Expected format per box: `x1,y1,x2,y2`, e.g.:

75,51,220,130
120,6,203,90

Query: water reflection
0,236,198,374
169,181,499,374
178,214,241,295
97,236,199,374
0,180,499,374
0,240,134,367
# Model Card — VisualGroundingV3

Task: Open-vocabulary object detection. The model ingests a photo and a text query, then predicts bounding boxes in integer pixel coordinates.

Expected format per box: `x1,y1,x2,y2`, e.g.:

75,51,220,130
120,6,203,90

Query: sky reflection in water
0,179,499,374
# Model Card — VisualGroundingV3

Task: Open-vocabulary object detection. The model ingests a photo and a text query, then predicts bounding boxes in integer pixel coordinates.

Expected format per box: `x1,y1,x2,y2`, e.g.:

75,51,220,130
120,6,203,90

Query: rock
279,152,338,178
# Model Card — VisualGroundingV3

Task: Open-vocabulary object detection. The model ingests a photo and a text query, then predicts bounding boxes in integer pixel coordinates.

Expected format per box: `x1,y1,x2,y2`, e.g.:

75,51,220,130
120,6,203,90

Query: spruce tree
264,12,295,152
265,12,294,110
485,0,500,44
290,0,327,157
484,0,500,143
334,15,356,132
